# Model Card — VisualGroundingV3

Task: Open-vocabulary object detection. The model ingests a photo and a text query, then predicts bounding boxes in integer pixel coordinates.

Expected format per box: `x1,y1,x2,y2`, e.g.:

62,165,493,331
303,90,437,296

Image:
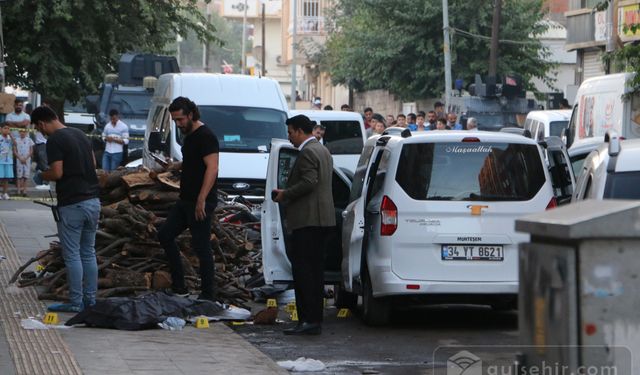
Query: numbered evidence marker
195,316,210,329
290,309,298,322
43,312,59,325
285,302,296,313
337,308,351,318
266,298,278,308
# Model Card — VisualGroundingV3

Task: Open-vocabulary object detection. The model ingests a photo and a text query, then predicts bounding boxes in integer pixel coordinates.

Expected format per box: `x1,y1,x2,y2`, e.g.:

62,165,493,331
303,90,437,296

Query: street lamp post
241,0,248,74
442,0,452,110
290,0,297,109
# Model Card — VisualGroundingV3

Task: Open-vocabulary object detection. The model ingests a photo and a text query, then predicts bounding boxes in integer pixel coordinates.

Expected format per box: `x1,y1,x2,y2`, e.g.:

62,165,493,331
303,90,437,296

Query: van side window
160,109,171,143
349,145,375,203
150,106,164,133
567,105,578,147
367,150,391,199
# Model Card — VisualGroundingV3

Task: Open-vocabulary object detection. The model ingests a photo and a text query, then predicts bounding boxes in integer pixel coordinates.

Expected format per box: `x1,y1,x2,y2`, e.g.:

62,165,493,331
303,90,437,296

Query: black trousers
287,226,327,324
157,200,216,297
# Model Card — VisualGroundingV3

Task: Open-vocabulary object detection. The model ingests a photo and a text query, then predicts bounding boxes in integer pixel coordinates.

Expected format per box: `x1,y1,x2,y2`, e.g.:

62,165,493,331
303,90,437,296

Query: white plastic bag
277,357,326,372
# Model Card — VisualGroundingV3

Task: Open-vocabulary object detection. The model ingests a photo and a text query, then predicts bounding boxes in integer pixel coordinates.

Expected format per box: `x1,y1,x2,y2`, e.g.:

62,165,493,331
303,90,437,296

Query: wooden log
120,171,156,189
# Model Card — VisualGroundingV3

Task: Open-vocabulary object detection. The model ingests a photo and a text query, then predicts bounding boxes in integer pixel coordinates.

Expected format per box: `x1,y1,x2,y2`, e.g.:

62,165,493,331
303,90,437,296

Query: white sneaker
2,193,9,200
35,184,50,191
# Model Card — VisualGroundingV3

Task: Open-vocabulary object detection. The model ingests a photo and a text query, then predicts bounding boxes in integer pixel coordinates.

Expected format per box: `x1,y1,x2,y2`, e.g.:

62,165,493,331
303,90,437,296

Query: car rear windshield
549,121,568,137
179,106,287,152
320,120,363,155
604,172,640,199
396,142,546,201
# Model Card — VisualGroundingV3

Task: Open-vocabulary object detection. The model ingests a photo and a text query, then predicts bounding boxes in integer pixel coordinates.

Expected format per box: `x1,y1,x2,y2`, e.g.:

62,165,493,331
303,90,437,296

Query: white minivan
144,73,288,200
523,110,571,142
288,109,366,175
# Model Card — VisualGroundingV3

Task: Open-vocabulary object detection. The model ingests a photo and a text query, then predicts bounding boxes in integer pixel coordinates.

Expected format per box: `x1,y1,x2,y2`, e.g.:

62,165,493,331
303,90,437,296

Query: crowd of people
361,102,478,136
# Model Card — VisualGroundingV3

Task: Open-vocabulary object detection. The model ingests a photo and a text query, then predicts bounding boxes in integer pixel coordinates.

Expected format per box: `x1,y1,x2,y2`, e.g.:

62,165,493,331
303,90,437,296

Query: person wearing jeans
157,97,219,301
31,106,100,313
101,109,129,172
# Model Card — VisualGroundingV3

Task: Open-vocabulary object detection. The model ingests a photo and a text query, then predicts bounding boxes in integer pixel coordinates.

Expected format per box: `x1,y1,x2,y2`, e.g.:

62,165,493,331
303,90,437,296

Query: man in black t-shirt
157,97,219,301
31,106,101,313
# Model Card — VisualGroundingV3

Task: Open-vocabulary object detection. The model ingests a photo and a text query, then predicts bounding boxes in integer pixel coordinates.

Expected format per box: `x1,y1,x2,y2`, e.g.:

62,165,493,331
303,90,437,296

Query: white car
524,109,571,142
572,131,640,201
288,110,367,175
338,129,573,325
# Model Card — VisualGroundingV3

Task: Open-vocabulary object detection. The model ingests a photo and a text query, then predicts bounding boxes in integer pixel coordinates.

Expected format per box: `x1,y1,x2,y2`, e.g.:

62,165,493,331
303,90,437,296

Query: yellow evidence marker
43,312,59,325
195,316,210,329
337,308,351,318
290,309,298,322
266,298,278,308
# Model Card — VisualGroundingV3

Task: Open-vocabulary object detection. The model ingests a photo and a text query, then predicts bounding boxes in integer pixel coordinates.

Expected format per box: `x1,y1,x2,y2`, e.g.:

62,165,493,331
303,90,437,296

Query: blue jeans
102,152,123,172
57,198,101,307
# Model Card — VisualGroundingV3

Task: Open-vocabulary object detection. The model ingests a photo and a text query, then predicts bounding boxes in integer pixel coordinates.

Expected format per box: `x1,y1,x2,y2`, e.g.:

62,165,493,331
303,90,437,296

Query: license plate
441,245,504,261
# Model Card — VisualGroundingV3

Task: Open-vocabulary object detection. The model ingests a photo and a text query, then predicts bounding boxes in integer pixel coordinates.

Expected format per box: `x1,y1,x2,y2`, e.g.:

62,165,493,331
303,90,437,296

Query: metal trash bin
515,200,638,374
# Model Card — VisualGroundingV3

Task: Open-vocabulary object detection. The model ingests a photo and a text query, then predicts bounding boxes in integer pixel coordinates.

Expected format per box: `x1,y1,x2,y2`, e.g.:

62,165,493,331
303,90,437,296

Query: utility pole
0,4,6,91
488,0,502,79
203,8,211,72
290,0,297,109
261,1,266,76
241,0,248,74
442,0,452,110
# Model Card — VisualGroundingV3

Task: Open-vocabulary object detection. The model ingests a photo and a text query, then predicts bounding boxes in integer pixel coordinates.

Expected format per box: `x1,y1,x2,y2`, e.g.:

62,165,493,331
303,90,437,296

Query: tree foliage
322,0,554,100
2,0,221,103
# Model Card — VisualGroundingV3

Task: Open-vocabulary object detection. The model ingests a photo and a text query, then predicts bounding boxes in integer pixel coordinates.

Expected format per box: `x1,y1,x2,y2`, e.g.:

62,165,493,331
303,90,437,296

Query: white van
523,109,571,142
144,73,288,200
567,73,640,150
288,109,366,174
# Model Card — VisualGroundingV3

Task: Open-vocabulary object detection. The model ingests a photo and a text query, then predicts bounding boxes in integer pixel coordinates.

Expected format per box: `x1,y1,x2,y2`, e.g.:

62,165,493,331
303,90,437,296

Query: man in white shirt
6,99,30,139
101,109,129,172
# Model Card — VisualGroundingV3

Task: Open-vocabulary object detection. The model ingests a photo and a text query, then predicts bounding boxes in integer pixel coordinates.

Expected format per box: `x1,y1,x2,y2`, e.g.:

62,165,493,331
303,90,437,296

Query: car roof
388,130,539,146
289,109,363,122
526,110,571,122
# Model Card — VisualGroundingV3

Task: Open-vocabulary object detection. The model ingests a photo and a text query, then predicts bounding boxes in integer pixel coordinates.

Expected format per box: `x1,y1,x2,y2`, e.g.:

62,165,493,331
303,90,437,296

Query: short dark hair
407,113,416,122
434,101,444,108
14,98,24,105
416,113,425,119
109,109,119,117
169,96,200,122
323,105,333,110
428,110,436,115
31,106,59,124
397,114,406,119
286,114,314,134
417,110,426,117
364,107,373,113
341,104,350,110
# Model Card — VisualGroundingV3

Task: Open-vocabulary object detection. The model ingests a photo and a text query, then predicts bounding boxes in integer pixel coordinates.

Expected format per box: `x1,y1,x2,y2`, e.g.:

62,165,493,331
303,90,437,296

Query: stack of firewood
12,167,262,307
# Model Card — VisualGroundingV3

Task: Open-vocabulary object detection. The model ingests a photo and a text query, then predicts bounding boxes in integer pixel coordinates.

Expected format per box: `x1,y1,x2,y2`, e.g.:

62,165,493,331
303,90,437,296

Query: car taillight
380,195,398,236
546,197,558,210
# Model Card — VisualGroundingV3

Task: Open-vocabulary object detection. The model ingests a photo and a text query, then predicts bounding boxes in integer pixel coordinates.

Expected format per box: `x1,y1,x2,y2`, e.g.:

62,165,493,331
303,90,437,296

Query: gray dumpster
515,200,638,374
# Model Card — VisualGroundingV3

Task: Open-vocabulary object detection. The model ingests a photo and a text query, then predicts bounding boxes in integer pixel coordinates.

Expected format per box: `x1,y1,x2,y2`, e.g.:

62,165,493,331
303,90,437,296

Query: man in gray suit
273,114,335,335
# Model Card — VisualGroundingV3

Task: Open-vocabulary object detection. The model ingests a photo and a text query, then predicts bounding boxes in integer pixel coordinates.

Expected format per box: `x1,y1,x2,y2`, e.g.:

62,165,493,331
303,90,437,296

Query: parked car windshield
396,142,546,201
178,106,287,152
549,120,568,137
604,172,640,199
321,120,363,155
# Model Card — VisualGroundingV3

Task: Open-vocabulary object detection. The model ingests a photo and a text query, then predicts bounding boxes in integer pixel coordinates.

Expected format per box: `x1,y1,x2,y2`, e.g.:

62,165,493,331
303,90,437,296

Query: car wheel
334,283,358,309
362,266,390,326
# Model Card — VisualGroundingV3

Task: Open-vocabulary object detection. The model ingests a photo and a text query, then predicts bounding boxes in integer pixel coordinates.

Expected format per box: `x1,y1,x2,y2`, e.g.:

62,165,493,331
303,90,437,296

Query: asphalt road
231,300,519,374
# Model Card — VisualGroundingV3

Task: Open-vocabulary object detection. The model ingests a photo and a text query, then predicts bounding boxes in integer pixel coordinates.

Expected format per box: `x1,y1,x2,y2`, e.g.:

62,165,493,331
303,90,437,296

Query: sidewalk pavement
0,200,287,375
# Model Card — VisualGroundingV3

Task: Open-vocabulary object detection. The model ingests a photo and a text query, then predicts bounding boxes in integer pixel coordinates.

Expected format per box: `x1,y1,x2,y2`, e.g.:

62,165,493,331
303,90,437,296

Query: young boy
14,128,34,197
0,125,15,199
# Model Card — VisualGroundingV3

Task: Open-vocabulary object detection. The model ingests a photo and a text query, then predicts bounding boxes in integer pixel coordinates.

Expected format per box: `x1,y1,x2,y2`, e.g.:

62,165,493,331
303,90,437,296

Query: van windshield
549,121,568,137
320,120,364,155
178,106,287,152
396,142,546,201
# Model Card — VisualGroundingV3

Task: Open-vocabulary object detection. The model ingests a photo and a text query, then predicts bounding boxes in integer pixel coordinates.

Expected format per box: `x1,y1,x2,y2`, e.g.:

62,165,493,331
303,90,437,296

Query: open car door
541,136,576,205
261,139,353,285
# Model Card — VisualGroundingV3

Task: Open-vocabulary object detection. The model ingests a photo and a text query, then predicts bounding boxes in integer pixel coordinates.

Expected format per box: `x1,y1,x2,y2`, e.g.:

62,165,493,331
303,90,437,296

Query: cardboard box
0,93,16,114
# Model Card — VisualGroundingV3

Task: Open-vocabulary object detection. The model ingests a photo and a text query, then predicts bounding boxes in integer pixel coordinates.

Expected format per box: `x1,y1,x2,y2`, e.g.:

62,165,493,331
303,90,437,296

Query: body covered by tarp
65,291,249,330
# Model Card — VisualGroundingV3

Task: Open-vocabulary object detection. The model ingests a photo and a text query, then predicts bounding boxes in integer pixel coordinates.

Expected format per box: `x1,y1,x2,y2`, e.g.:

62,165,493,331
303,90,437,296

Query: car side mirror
148,131,163,152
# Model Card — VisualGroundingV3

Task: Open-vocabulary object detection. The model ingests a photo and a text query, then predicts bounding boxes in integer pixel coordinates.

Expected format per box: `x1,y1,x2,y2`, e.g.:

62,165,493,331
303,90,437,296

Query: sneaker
47,303,83,313
2,193,9,200
35,184,50,191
